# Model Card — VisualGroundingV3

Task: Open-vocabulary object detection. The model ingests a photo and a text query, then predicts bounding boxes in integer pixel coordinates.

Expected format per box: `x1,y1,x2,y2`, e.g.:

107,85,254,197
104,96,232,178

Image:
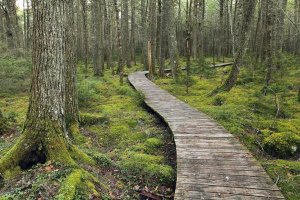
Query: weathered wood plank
128,71,285,200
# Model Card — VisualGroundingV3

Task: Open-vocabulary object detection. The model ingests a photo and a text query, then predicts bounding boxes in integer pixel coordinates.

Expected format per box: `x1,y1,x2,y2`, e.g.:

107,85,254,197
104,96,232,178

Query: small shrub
213,95,226,106
116,86,136,97
132,90,145,106
78,80,101,107
6,111,18,123
263,132,300,158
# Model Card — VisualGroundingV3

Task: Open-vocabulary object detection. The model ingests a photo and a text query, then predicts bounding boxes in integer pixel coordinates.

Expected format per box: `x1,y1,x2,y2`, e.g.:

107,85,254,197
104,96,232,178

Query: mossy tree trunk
0,0,76,176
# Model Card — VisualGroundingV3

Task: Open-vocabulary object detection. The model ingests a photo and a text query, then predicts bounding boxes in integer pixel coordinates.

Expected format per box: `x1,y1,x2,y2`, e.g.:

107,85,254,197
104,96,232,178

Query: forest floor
155,55,300,200
0,54,176,199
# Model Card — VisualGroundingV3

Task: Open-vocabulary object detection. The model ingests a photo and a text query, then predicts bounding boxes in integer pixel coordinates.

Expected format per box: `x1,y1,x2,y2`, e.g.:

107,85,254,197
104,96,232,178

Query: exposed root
56,169,108,200
0,127,76,179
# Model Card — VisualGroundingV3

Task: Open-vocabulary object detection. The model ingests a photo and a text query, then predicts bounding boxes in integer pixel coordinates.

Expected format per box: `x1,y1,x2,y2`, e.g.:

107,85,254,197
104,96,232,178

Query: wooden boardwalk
128,71,285,200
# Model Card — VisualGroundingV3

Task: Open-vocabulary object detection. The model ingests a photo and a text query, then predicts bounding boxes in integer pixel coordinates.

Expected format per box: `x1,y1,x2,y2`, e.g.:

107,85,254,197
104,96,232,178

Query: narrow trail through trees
128,71,285,200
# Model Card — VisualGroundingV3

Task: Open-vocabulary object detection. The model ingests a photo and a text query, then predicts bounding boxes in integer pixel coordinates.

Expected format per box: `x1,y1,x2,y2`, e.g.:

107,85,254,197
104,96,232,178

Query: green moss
264,160,300,200
69,123,86,144
70,146,96,166
80,113,109,126
90,152,113,168
119,151,175,184
145,138,163,149
263,133,300,158
56,169,83,200
3,166,21,180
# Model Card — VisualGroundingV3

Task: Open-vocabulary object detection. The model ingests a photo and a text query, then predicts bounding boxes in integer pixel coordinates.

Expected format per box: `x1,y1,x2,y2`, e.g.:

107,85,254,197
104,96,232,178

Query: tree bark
0,0,75,174
92,0,104,76
1,0,21,49
265,0,276,86
130,0,136,65
81,0,89,73
140,0,148,69
103,0,113,71
65,0,79,133
166,0,180,79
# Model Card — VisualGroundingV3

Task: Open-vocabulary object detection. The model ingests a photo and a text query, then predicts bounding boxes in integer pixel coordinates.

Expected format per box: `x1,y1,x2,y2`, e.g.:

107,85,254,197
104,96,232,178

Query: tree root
0,126,76,178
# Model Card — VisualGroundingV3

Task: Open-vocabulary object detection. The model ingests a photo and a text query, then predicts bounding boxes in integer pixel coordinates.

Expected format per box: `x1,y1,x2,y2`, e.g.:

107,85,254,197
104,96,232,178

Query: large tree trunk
0,0,75,175
212,0,257,94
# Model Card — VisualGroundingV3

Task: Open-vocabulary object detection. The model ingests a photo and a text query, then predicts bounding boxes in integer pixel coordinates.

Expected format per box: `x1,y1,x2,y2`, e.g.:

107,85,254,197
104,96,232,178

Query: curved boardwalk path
128,71,285,200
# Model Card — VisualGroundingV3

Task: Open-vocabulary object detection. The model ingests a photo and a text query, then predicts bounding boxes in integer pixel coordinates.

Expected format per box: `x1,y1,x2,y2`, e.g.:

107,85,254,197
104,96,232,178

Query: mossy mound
263,133,300,158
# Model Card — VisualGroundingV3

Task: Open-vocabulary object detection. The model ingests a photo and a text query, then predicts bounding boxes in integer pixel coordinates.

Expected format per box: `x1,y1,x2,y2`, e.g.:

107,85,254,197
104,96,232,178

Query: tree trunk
148,0,157,76
140,0,148,69
81,0,89,73
130,0,136,65
103,0,113,71
113,0,123,83
122,0,131,68
156,0,162,66
265,0,276,86
65,0,79,133
166,0,180,79
2,0,21,49
92,0,104,76
0,0,75,175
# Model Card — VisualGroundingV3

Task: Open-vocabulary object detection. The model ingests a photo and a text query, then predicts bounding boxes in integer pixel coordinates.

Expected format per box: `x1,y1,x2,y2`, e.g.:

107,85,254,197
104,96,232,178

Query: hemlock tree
0,0,82,175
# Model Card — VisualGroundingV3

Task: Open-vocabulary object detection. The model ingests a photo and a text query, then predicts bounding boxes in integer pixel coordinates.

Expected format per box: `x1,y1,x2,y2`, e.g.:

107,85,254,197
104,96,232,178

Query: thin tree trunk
81,0,88,73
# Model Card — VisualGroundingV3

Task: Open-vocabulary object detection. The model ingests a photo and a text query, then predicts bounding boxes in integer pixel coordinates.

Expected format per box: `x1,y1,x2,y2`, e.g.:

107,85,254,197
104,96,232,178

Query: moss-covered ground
0,55,176,199
155,55,300,200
